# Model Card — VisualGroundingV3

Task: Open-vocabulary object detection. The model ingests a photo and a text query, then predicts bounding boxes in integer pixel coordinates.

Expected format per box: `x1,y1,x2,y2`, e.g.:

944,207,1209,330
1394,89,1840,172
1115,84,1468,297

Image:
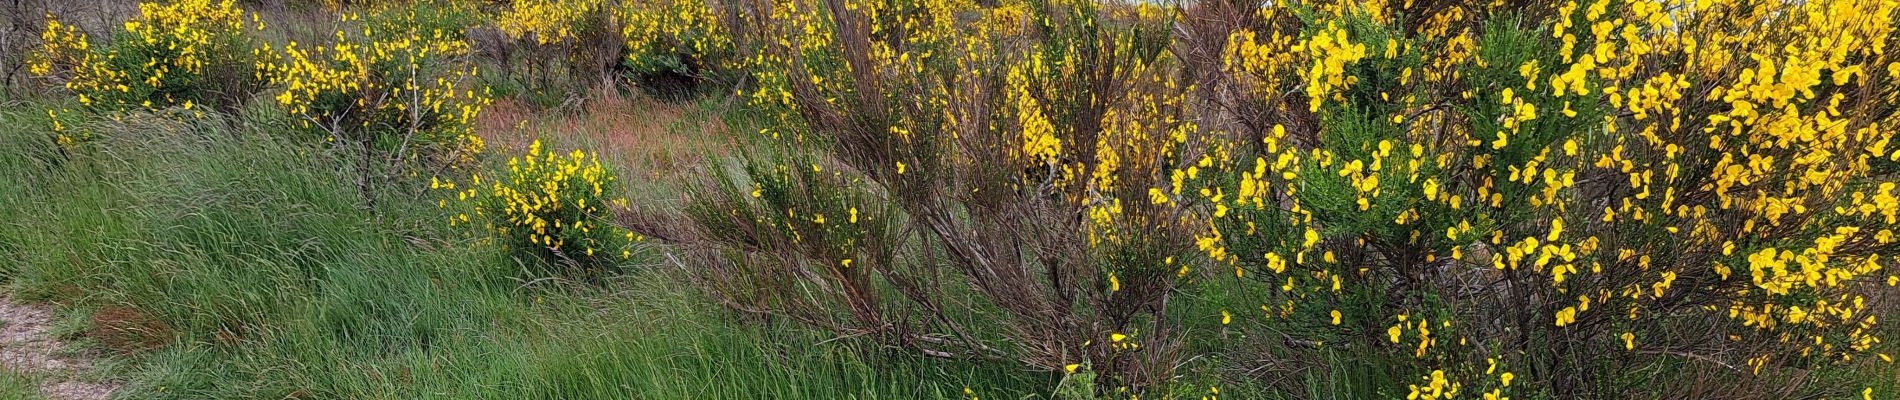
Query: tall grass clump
0,99,1061,399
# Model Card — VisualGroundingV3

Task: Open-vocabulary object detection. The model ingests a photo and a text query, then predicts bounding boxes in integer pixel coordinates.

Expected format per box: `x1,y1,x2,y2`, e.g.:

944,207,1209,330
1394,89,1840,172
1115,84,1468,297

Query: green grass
0,368,44,400
0,102,1056,399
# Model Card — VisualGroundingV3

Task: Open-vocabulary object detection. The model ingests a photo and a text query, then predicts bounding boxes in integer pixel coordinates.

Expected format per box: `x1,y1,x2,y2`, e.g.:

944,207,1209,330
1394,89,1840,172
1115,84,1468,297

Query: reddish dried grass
88,305,169,354
475,89,733,192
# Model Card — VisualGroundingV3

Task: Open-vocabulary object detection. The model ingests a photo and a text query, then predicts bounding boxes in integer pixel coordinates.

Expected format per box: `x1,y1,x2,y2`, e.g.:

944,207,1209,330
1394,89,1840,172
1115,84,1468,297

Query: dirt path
0,297,116,400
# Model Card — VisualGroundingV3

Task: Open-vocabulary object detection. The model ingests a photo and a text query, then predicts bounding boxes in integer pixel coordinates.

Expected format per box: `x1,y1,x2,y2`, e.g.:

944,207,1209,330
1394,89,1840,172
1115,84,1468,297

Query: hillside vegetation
2,0,1898,398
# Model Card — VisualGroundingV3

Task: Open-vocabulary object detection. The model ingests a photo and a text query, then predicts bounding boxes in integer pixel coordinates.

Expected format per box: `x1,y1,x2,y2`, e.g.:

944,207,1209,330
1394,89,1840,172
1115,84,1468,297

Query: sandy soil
0,298,115,400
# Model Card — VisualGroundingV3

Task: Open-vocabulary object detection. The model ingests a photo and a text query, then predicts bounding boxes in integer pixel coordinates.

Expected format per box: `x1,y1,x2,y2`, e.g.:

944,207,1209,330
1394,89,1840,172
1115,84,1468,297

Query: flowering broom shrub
28,0,265,110
494,0,627,90
632,0,1208,392
615,0,735,83
1202,1,1900,397
494,0,737,94
445,140,635,271
360,0,488,44
261,5,490,200
627,0,1900,397
498,0,605,47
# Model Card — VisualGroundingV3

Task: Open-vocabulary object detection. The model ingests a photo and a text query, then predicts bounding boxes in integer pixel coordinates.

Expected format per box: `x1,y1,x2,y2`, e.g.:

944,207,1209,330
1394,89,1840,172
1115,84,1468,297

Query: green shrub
491,0,623,93
360,0,488,44
643,0,1198,392
261,3,491,201
449,140,635,272
29,0,265,111
616,0,736,82
644,0,1900,397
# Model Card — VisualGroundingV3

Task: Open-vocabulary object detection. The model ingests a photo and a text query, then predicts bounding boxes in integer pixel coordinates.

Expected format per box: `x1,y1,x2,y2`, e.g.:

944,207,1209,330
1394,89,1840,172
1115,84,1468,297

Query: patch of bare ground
0,298,116,400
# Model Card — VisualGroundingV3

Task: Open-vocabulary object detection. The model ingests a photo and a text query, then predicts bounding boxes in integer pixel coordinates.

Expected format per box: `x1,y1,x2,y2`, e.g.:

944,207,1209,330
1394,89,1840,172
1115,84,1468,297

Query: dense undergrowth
632,0,1900,398
0,98,1052,399
0,0,1897,399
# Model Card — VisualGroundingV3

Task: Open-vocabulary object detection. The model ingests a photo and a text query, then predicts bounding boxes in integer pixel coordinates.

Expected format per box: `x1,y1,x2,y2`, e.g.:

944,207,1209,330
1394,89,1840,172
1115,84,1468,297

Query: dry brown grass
475,88,736,207
87,305,170,354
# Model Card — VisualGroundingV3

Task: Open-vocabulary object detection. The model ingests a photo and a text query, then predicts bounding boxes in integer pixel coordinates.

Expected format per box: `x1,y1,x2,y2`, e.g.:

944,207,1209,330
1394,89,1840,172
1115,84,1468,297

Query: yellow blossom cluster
498,0,604,46
617,0,734,74
691,0,1230,389
1298,21,1368,113
28,0,260,109
1010,62,1062,166
448,140,634,265
259,8,488,165
1203,0,1900,394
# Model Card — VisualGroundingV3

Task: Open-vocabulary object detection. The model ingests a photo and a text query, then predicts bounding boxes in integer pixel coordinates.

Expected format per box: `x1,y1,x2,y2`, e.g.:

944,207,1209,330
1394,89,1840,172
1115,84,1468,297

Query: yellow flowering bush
495,0,738,93
360,0,488,44
28,0,264,110
448,140,634,270
616,0,734,80
491,0,626,92
647,0,1204,391
635,0,1900,397
1203,0,1899,396
498,0,605,46
15,106,98,162
260,6,490,190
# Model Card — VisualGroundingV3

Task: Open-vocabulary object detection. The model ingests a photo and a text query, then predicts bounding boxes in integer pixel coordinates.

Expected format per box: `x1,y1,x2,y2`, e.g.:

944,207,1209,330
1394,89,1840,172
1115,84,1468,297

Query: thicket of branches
623,0,1900,397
